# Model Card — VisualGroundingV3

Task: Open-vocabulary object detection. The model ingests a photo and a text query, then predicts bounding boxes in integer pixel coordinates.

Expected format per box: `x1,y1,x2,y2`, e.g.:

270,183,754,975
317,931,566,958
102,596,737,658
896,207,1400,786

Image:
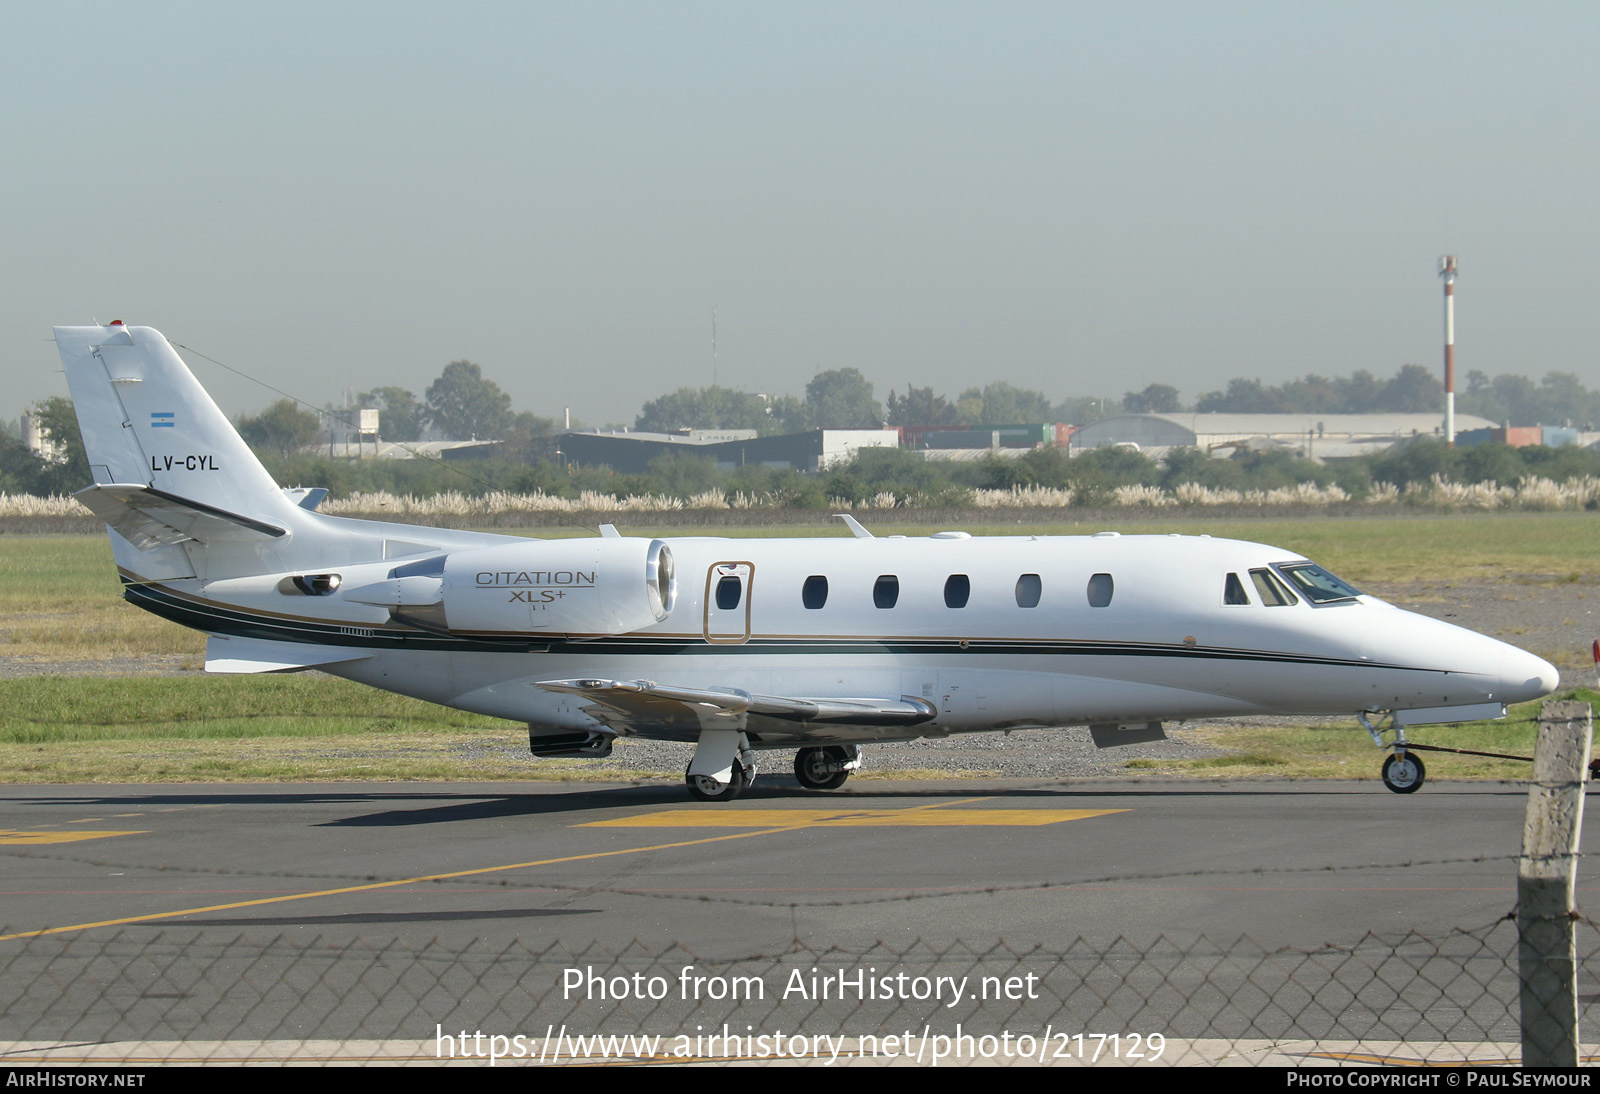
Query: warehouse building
1068,412,1498,461
556,428,899,474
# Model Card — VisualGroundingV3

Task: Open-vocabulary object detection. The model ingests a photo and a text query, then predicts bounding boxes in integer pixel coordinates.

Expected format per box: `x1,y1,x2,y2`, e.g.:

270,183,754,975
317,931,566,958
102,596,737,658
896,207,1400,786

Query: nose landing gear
1362,711,1427,795
1380,750,1426,794
1360,709,1535,793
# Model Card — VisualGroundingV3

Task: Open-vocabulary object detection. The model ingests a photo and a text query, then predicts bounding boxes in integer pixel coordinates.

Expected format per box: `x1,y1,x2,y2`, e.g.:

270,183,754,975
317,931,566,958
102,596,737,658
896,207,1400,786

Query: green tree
238,399,321,459
646,451,721,497
1382,364,1443,412
1331,370,1385,413
885,385,959,426
1053,395,1121,424
1122,383,1182,414
1458,442,1526,486
953,382,1053,425
634,386,771,433
31,397,89,485
804,368,881,428
426,360,513,440
358,386,426,442
0,397,89,494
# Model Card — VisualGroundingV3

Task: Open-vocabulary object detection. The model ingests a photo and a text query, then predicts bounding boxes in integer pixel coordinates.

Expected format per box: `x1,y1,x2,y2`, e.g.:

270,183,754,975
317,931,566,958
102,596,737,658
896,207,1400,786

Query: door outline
703,561,755,644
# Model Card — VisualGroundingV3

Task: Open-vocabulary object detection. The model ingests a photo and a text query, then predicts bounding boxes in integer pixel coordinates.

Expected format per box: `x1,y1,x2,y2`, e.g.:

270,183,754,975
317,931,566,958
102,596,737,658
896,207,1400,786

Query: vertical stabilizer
53,324,299,525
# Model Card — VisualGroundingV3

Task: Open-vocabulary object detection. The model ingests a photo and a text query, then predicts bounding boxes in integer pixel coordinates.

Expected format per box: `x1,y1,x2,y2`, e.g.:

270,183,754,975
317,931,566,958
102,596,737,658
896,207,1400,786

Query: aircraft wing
75,483,287,549
537,678,937,735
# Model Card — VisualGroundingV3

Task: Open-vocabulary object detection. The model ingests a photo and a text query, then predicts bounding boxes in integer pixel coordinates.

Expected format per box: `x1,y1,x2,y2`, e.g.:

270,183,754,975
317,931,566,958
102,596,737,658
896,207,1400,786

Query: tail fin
54,324,296,513
54,323,306,571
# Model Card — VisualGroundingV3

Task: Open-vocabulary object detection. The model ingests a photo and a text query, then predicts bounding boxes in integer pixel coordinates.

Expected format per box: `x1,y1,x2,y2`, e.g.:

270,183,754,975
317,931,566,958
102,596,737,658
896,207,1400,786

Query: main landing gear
686,757,756,802
793,745,861,791
1360,712,1426,794
685,729,757,802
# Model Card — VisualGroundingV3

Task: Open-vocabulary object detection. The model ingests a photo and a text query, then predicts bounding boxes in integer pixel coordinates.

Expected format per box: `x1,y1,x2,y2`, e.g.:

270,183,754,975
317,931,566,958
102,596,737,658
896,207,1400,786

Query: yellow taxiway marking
0,829,146,845
0,825,812,942
580,807,1128,828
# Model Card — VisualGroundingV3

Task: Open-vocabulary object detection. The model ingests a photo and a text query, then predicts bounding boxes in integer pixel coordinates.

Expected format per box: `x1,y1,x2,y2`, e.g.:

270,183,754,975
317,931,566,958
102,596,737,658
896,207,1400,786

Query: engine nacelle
439,537,674,637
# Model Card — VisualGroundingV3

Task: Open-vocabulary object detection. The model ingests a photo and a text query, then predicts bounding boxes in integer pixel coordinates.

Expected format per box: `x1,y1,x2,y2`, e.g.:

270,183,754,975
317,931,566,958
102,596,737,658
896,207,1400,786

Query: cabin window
1015,573,1042,608
1249,567,1298,607
1224,572,1250,605
715,575,743,611
802,575,829,609
1087,573,1114,608
874,575,900,609
944,574,971,609
1276,563,1361,604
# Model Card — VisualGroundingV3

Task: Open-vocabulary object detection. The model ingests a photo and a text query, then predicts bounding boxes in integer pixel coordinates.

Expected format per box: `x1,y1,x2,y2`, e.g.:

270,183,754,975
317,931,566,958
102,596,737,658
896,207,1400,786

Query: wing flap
537,678,936,734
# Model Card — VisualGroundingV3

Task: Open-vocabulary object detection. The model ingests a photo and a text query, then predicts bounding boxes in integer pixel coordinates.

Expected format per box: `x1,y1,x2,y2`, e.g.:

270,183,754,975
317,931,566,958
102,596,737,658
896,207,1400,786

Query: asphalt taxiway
0,776,1580,950
0,777,1589,1057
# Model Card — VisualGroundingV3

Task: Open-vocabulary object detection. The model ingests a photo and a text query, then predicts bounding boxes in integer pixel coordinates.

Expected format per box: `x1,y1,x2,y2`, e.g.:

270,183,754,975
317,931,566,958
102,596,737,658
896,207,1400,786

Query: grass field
2,515,1594,783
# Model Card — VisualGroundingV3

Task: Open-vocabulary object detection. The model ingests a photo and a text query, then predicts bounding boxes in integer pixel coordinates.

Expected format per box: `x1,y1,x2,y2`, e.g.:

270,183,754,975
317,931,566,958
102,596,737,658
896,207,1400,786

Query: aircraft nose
1501,648,1559,703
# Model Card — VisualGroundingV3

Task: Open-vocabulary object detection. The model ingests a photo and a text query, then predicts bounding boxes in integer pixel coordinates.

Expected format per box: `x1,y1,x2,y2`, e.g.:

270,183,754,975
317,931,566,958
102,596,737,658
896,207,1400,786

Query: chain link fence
2,913,1592,1065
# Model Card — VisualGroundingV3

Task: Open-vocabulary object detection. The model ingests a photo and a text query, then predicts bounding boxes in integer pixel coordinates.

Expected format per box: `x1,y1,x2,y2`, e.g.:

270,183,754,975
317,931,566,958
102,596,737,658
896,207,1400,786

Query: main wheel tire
794,746,850,791
686,762,747,802
1381,751,1426,794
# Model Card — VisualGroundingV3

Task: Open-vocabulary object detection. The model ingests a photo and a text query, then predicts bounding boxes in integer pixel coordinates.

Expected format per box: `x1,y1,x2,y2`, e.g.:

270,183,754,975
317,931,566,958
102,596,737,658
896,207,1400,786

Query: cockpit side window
1249,567,1298,607
1276,563,1362,604
1224,572,1251,605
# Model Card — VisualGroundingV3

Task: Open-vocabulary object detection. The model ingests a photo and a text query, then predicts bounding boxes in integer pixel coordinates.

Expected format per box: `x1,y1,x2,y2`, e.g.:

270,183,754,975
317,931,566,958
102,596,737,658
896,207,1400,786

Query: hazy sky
5,2,1596,426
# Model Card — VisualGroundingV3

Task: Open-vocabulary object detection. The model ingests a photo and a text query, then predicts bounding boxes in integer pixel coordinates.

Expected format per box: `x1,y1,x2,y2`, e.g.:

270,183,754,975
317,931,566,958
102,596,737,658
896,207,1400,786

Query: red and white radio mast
1440,255,1459,446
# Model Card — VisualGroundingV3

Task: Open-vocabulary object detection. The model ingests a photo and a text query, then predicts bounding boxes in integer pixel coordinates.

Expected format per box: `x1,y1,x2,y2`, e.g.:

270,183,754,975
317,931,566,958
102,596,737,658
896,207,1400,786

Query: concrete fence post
1518,699,1592,1067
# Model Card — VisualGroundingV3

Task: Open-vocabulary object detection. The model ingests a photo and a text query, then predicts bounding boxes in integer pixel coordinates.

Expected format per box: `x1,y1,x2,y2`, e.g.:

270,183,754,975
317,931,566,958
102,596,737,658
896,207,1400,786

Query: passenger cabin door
703,561,754,644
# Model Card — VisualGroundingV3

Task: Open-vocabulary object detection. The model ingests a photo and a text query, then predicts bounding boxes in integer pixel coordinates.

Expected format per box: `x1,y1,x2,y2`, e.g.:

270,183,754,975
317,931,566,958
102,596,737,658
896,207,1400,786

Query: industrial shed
1068,412,1498,461
557,428,898,474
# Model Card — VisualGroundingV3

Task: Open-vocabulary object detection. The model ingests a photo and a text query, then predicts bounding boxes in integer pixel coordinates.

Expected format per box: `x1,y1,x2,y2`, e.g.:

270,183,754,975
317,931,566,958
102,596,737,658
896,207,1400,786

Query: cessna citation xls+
54,324,1559,799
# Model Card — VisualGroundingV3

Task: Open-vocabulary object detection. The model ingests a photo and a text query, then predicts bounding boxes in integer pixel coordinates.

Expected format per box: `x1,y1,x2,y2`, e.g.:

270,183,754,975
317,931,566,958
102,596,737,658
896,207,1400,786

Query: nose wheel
1381,751,1426,794
1360,711,1429,795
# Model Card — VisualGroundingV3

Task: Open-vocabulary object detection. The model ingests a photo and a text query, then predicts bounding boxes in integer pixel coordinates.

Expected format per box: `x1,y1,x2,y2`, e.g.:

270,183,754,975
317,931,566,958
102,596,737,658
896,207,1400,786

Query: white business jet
54,324,1558,800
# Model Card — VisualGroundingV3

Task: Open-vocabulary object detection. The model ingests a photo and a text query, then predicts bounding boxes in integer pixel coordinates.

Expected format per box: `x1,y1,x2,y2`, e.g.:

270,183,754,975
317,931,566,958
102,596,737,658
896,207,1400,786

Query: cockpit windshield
1275,563,1362,604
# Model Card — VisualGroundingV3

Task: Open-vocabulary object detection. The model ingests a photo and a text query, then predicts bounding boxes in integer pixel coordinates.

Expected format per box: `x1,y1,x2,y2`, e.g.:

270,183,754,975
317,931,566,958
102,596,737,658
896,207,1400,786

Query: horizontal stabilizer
538,677,936,734
76,483,286,550
205,635,371,674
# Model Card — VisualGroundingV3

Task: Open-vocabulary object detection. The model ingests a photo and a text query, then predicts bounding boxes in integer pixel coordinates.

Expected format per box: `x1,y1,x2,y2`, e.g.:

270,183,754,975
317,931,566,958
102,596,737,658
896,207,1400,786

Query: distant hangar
556,428,901,474
1068,412,1500,461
